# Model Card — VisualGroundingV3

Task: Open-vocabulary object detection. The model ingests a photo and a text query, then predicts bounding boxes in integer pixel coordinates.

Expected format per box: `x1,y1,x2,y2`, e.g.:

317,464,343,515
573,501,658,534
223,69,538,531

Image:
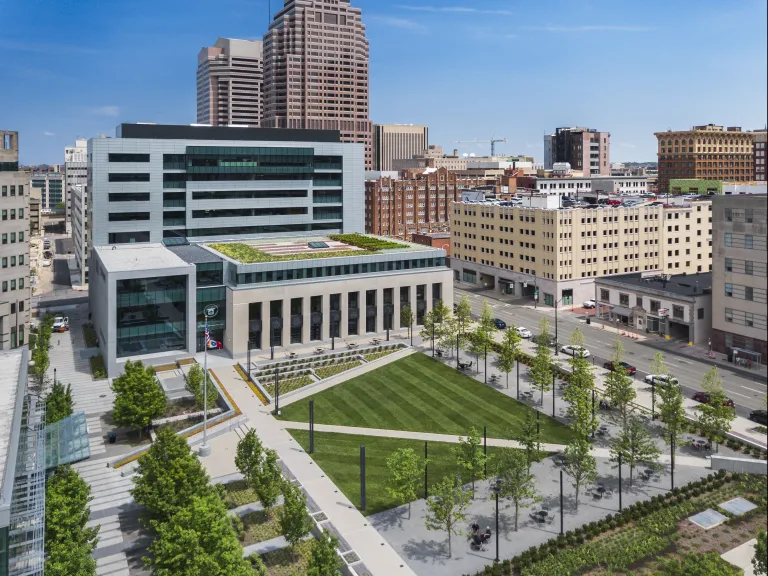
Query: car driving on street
644,374,679,386
516,326,532,338
692,392,735,408
603,361,637,375
560,345,590,357
749,410,768,425
494,318,507,329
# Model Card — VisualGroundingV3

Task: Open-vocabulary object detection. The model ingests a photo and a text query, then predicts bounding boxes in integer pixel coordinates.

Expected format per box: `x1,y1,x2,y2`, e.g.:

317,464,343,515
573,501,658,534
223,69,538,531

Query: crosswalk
95,553,130,576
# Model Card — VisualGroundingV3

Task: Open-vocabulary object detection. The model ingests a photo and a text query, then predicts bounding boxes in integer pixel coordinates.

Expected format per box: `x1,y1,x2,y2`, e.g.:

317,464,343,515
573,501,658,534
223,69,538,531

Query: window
1,257,6,268
619,293,629,306
746,312,754,327
109,193,150,202
108,173,150,182
725,308,733,322
725,208,733,221
1,281,5,292
650,300,661,313
745,235,753,249
109,212,150,222
19,278,23,289
108,153,150,162
745,209,754,223
725,258,733,272
745,261,754,275
725,283,733,297
600,289,609,301
745,287,753,301
3,134,11,149
698,308,704,320
673,305,684,319
109,231,150,243
724,233,732,247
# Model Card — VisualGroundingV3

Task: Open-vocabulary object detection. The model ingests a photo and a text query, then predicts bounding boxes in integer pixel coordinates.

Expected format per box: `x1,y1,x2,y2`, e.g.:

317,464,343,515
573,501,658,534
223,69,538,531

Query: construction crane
454,136,507,157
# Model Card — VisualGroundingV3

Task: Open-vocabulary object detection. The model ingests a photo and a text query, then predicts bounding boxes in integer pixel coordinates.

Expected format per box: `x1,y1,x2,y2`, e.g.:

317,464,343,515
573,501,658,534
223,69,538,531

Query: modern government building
88,124,452,376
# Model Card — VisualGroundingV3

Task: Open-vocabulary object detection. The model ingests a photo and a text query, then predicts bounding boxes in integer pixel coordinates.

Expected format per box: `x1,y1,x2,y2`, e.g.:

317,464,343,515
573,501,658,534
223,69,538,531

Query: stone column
302,296,311,344
376,287,385,333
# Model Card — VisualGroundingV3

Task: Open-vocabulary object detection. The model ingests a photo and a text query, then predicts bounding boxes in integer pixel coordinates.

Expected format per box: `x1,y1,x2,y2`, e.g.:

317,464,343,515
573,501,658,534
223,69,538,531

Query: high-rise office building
31,171,63,212
655,125,755,194
263,0,372,169
372,124,428,171
543,127,611,175
752,128,766,181
0,130,30,350
197,38,263,127
711,195,767,359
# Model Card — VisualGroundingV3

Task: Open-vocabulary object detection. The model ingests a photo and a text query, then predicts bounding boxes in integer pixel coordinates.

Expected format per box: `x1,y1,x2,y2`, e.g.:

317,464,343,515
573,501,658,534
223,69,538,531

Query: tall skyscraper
372,124,428,171
263,0,372,168
197,38,263,126
0,130,30,349
543,127,611,175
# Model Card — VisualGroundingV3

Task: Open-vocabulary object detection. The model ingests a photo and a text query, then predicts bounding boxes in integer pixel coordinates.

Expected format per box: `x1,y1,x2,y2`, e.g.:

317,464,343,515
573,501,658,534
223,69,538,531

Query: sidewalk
203,365,418,576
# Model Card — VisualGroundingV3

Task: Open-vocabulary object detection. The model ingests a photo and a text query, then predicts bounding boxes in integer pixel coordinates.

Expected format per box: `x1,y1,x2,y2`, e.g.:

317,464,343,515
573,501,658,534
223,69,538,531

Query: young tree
424,475,472,558
251,448,284,517
529,334,553,405
754,529,767,576
45,466,99,576
701,365,724,395
185,364,219,410
657,377,686,478
516,412,541,472
279,482,312,549
111,360,166,437
609,416,662,486
250,555,268,576
695,390,736,453
235,428,264,479
455,293,472,338
649,351,668,378
46,380,74,425
563,436,598,511
148,491,253,576
400,304,414,339
438,316,459,355
564,329,597,437
454,426,488,497
534,316,551,348
478,299,496,333
468,325,492,374
32,343,51,393
498,326,522,389
495,448,541,531
307,530,342,576
604,339,636,425
132,427,211,524
386,448,423,519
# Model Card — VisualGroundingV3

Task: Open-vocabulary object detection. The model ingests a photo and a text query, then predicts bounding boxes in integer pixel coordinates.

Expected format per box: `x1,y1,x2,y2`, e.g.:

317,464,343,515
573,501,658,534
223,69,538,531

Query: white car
516,327,533,339
53,316,70,332
560,345,590,358
645,374,679,386
41,259,52,267
583,300,596,309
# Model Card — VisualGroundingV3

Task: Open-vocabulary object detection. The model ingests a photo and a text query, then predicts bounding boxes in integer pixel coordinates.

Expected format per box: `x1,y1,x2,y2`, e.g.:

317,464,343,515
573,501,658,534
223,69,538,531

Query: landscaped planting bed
239,507,284,546
222,480,258,509
162,397,199,418
82,323,99,347
252,538,313,575
209,242,358,263
314,361,362,380
89,354,107,379
279,353,573,442
362,348,398,362
328,233,406,251
264,375,315,395
156,415,204,434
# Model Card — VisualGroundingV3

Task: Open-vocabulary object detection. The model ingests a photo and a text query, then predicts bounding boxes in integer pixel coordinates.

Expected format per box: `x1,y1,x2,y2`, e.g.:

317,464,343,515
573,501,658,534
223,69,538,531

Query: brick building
655,124,755,194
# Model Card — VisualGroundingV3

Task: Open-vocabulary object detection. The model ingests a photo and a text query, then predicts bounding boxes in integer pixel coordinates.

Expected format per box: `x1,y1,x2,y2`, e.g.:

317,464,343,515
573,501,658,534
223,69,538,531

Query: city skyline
1,0,766,164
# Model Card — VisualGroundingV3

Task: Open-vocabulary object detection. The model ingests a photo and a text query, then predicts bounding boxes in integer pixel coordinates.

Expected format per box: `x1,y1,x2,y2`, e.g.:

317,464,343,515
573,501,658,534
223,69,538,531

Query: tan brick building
364,168,486,240
450,199,713,305
655,124,755,194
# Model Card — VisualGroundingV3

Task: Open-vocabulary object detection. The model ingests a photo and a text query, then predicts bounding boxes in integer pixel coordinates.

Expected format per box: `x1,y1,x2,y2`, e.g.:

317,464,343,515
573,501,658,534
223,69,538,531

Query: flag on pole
205,319,211,349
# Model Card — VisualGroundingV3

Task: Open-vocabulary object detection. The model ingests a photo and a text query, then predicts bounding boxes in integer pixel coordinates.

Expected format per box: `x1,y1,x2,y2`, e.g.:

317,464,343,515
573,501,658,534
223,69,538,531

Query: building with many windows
450,198,713,304
1,130,30,350
86,123,364,247
262,0,372,168
655,124,755,195
30,171,63,213
372,124,428,171
71,184,88,286
711,195,767,362
543,127,611,175
90,238,450,376
753,128,766,181
197,38,263,127
64,138,88,228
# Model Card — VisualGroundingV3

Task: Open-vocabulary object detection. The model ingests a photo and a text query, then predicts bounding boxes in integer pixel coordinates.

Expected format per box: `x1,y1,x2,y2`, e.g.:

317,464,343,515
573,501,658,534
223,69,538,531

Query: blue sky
1,0,765,164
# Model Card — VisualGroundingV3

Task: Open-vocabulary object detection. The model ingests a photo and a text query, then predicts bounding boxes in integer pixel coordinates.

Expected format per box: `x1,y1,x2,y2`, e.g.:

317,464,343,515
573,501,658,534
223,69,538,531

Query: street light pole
200,304,218,457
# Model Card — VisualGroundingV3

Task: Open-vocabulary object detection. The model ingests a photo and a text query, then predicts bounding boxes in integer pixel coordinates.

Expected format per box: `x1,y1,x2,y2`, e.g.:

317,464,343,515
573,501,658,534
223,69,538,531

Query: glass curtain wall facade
116,276,187,357
248,302,262,349
311,296,323,341
196,261,226,352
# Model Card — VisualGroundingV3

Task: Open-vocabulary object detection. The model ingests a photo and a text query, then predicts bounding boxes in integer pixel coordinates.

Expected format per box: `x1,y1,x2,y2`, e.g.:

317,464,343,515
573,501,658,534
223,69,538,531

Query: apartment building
197,38,263,127
71,184,88,286
86,123,364,247
31,171,64,212
544,127,611,175
372,124,428,171
365,168,486,240
65,138,87,227
711,195,767,361
262,0,372,168
0,131,30,350
450,199,712,304
753,129,766,181
655,124,755,194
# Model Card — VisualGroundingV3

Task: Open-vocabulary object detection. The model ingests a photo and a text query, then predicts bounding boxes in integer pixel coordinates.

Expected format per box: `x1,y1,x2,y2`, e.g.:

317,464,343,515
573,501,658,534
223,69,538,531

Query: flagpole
200,314,211,456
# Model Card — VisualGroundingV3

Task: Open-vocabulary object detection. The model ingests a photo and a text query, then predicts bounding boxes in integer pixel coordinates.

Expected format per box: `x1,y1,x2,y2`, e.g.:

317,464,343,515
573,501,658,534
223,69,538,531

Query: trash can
108,433,117,444
586,317,591,325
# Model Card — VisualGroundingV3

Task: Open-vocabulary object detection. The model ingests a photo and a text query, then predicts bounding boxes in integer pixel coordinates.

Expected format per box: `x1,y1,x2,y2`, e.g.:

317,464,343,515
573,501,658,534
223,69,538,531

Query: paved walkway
204,365,418,576
721,538,757,576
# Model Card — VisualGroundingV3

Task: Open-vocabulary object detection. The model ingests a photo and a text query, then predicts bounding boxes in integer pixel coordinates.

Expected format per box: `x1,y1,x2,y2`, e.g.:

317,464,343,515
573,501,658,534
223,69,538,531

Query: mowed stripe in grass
279,353,573,443
289,429,508,516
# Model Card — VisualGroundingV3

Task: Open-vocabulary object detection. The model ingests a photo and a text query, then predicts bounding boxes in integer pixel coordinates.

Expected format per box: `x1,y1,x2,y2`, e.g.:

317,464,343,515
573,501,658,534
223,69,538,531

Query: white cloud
367,15,425,31
528,25,652,32
396,4,513,16
43,131,55,136
92,106,120,116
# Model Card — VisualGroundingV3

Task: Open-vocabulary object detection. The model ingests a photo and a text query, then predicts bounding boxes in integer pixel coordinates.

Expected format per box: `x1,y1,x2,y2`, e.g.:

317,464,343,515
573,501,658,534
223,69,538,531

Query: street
454,287,768,418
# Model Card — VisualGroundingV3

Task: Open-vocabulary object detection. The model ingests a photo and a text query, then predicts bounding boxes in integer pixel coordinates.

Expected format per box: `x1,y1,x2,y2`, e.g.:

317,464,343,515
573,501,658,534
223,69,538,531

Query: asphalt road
454,287,767,419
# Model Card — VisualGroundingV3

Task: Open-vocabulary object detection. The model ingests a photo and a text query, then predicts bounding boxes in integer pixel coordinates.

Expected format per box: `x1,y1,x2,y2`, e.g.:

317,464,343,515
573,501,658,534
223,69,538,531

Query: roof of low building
0,349,26,519
596,272,712,298
94,243,193,272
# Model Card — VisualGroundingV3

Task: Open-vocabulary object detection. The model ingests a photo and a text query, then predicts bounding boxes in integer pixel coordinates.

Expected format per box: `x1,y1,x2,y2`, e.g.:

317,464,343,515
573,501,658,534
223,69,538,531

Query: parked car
560,345,590,358
749,410,768,425
583,300,596,309
41,259,52,267
607,199,622,206
603,361,637,375
644,374,679,386
493,318,507,329
516,326,533,339
52,316,70,332
692,392,735,408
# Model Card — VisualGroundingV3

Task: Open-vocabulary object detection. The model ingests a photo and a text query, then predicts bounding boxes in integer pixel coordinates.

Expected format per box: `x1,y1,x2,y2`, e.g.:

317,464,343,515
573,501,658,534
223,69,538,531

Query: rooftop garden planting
327,233,407,251
208,242,359,263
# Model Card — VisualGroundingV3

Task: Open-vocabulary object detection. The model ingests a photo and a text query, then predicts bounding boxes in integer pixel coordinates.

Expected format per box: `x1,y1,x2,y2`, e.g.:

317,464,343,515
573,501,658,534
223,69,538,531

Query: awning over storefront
611,306,632,317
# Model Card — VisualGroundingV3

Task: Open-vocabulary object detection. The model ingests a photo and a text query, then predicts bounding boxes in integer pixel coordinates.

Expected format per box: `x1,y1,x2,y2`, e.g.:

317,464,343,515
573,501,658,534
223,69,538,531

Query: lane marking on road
741,385,765,394
728,390,754,400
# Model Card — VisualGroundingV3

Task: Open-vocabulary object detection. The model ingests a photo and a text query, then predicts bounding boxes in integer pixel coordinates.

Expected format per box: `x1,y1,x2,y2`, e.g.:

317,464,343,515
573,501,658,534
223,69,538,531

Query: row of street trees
235,429,342,575
31,313,54,394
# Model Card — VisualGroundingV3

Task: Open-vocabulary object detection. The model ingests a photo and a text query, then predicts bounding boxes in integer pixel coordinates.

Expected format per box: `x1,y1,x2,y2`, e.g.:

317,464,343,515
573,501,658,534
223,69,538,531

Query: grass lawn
279,353,572,443
239,506,284,546
289,430,529,516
